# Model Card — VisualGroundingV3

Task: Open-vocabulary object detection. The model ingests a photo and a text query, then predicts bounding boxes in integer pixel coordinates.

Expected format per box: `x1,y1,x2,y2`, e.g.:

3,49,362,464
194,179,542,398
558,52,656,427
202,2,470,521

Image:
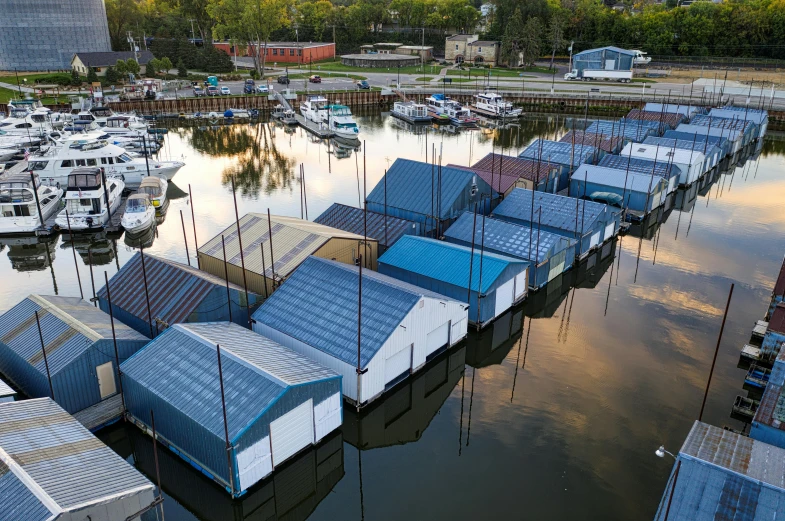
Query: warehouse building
468,153,561,193
0,398,157,521
518,140,598,191
98,252,262,336
198,213,377,297
571,47,635,74
253,256,469,405
619,142,706,187
122,322,342,496
377,236,528,329
570,164,668,217
0,295,148,416
314,203,420,252
443,212,576,289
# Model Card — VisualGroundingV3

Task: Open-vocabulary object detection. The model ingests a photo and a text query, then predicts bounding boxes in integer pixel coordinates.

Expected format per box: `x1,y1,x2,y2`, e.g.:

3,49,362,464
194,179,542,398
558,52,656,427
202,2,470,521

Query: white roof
0,376,14,397
620,142,705,166
572,164,666,193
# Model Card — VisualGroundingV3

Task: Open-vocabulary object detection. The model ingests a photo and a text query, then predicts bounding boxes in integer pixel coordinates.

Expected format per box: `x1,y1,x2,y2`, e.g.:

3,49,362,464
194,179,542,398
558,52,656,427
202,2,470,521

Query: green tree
115,59,128,74
126,58,141,76
148,57,162,76
499,7,525,67
87,67,99,83
520,17,543,67
160,57,174,73
548,12,566,69
105,0,142,49
105,66,120,84
296,0,334,41
70,69,82,86
177,58,188,77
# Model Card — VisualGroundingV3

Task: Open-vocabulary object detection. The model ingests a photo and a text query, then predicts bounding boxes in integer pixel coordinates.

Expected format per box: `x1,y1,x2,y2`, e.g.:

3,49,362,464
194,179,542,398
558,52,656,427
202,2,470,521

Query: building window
290,49,295,56
298,49,302,56
455,44,459,50
478,47,482,53
273,48,277,55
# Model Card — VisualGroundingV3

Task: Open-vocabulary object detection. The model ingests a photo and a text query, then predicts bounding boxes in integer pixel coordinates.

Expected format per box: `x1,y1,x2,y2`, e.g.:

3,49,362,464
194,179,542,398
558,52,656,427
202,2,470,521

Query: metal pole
30,172,45,229
467,203,478,306
299,165,304,219
65,210,84,300
475,210,486,331
149,409,165,515
139,247,155,338
384,168,388,248
188,184,200,268
259,243,269,299
230,176,252,328
87,249,97,307
179,210,190,266
267,209,276,285
215,344,235,495
302,165,308,220
534,207,542,287
35,310,54,400
663,461,681,521
698,283,734,422
104,271,126,418
220,236,233,323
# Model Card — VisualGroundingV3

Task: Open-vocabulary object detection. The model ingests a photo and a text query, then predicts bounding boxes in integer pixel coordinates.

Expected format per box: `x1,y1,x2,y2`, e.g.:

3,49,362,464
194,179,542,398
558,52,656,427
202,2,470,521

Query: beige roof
198,213,373,280
139,177,164,188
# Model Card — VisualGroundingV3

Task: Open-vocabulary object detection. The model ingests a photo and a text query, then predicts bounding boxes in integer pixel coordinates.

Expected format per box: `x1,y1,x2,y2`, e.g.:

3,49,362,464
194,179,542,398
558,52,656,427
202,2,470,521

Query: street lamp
655,446,676,459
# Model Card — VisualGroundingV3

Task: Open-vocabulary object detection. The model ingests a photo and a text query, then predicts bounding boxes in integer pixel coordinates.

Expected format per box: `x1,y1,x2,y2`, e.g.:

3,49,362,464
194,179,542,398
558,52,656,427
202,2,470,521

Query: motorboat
138,176,167,209
426,94,474,124
300,95,329,123
391,101,432,124
121,193,155,233
272,105,297,124
0,172,63,235
326,105,360,139
632,50,651,66
28,138,184,189
54,168,125,231
228,108,252,120
470,92,523,118
0,108,66,138
102,115,149,136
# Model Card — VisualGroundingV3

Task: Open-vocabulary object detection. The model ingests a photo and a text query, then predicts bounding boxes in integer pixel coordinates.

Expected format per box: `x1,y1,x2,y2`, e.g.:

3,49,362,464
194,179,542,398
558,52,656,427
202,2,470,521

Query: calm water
3,111,785,521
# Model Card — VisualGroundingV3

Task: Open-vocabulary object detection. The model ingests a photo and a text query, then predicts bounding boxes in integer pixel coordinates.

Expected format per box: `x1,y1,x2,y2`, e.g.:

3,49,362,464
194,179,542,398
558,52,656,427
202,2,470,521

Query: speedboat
138,176,167,209
121,193,155,233
0,172,63,235
391,101,431,124
326,105,360,139
300,95,328,123
55,168,125,231
470,92,522,119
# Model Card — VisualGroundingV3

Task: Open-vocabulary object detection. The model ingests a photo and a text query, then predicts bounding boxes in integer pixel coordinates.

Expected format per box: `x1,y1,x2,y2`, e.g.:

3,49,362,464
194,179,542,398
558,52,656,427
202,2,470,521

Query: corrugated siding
470,153,558,184
663,130,731,158
572,46,634,72
691,114,754,144
0,470,51,521
0,377,13,398
559,131,624,154
314,203,420,249
570,170,666,213
598,155,679,181
492,188,606,236
585,120,659,142
675,124,744,152
643,103,703,118
519,139,596,171
643,136,721,171
625,109,685,131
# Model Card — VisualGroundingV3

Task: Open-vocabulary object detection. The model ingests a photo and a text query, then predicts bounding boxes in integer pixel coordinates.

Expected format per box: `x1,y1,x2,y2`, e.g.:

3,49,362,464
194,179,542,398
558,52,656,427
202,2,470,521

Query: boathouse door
96,361,116,399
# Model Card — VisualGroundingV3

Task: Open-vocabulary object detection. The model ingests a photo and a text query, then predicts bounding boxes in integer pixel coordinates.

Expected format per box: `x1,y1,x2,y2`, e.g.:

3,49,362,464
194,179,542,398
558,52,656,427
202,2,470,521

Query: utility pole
189,19,196,44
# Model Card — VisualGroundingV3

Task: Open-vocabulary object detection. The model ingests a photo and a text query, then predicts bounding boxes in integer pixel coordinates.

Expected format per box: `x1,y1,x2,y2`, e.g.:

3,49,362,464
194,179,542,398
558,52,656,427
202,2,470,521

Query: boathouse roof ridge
492,188,608,234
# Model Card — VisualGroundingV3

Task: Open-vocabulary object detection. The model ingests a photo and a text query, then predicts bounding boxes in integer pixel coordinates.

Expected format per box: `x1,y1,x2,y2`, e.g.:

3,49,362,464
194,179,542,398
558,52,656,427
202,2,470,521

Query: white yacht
102,115,149,136
300,95,329,123
470,92,523,118
27,139,184,189
121,193,155,233
0,172,63,234
138,176,167,209
55,168,125,231
326,105,360,139
391,101,431,124
426,94,476,126
0,108,65,138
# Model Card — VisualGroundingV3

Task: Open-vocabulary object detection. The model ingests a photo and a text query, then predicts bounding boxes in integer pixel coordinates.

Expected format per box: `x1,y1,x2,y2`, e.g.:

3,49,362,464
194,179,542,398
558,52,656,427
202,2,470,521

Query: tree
115,59,128,75
87,67,99,83
104,0,142,49
520,17,544,67
160,57,174,74
177,58,188,77
70,69,82,87
126,58,141,76
105,66,120,84
548,12,566,69
148,57,162,76
500,7,525,67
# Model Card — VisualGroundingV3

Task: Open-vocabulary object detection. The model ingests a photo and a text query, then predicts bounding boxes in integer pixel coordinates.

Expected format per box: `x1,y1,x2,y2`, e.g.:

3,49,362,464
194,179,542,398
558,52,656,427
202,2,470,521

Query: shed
654,421,785,521
643,136,721,174
469,153,561,193
314,202,420,251
448,164,523,197
376,236,528,329
643,103,704,119
0,294,148,415
197,213,378,297
676,122,745,157
444,212,576,289
619,142,706,186
710,107,767,140
121,322,342,496
750,349,785,448
97,252,262,336
625,109,686,132
253,255,469,405
769,255,785,319
597,154,681,194
585,119,660,143
0,376,15,402
690,114,755,147
491,188,621,256
0,398,156,521
365,158,495,233
570,164,668,216
559,130,625,155
663,130,731,160
572,46,635,74
761,303,785,359
518,139,598,191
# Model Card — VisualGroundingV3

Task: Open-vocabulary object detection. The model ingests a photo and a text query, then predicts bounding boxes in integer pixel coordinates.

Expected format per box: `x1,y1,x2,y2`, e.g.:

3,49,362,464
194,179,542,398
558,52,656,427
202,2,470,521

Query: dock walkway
73,394,123,432
295,114,335,138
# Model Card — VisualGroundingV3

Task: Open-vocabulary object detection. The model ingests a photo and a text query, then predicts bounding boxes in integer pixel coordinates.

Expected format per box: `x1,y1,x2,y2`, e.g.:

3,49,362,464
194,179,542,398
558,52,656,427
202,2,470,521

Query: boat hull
121,210,155,234
391,111,432,124
469,105,523,119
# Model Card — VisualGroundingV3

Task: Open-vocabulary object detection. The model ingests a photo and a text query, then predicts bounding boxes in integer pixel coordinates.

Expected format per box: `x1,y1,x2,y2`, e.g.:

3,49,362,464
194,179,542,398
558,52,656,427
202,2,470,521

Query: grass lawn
288,72,367,81
414,77,434,81
0,87,20,103
448,68,548,78
0,72,69,85
308,60,443,75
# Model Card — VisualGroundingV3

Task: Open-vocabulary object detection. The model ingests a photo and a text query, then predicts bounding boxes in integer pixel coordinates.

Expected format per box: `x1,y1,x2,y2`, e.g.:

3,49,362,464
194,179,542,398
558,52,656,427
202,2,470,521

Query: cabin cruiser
28,139,184,189
54,168,124,231
0,172,63,234
326,105,360,139
121,193,155,233
0,108,66,138
102,115,149,136
391,101,431,124
470,92,522,118
426,94,475,125
300,95,329,123
138,176,167,209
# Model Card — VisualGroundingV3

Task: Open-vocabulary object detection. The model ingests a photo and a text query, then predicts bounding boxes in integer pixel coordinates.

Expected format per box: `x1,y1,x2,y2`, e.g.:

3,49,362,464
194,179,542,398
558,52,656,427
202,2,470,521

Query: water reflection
60,232,118,266
0,235,57,272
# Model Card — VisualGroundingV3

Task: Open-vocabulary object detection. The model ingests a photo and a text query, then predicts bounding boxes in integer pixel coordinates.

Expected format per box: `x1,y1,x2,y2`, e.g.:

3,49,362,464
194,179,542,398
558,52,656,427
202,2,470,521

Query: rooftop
313,203,416,249
468,40,499,46
470,152,558,183
0,376,14,397
574,46,637,56
447,34,478,41
492,188,612,234
774,256,785,297
572,164,666,193
559,131,625,154
769,303,785,335
620,142,706,165
519,139,596,167
72,50,154,67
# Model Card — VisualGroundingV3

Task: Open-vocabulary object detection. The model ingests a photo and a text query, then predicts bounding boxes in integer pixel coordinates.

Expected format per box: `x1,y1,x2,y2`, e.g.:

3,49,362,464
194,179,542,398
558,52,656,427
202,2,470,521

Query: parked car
243,79,255,94
256,84,271,94
191,81,200,87
207,86,219,96
193,87,205,97
220,86,231,95
277,75,290,85
309,75,322,83
356,80,370,90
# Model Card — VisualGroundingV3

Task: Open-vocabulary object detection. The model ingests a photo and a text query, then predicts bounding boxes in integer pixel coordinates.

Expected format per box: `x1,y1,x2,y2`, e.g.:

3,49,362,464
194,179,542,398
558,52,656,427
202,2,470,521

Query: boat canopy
67,169,102,190
138,177,163,197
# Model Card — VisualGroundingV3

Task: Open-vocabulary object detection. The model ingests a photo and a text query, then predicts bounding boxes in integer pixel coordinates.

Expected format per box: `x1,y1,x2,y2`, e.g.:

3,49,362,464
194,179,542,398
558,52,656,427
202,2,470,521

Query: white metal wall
237,435,273,491
314,392,342,442
270,399,314,466
494,279,514,318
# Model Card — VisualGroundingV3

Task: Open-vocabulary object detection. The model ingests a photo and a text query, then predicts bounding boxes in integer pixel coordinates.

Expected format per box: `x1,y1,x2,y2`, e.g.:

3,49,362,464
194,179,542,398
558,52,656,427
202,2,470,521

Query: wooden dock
295,114,335,138
74,394,124,432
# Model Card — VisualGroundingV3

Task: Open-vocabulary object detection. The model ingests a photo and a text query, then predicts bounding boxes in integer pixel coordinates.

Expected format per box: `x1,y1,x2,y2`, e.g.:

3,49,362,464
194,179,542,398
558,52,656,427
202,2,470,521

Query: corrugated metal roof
643,103,703,117
774,257,785,297
675,123,744,142
769,304,785,335
0,398,153,513
253,256,457,368
598,154,679,179
710,108,766,126
492,188,609,234
625,109,685,129
585,120,659,142
643,136,720,158
121,323,338,441
198,213,368,281
0,377,13,398
366,158,494,219
717,105,769,124
470,153,558,182
572,164,664,193
313,203,416,248
690,114,753,132
97,252,255,328
559,131,624,154
448,164,519,195
519,139,596,169
752,382,784,431
663,130,729,149
378,236,527,294
0,295,146,376
444,212,571,263
574,46,636,56
0,468,51,521
619,142,705,166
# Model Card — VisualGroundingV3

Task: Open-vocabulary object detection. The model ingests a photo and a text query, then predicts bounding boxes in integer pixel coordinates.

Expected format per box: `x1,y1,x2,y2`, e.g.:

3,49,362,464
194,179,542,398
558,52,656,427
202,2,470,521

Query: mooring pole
188,183,200,268
34,310,54,400
230,176,252,328
104,271,126,418
467,203,478,306
88,249,97,306
267,209,276,285
30,172,45,229
64,210,84,300
215,343,235,495
302,165,308,220
698,283,734,422
139,247,155,338
149,409,165,513
220,236,233,323
179,210,191,266
475,210,486,332
260,244,269,299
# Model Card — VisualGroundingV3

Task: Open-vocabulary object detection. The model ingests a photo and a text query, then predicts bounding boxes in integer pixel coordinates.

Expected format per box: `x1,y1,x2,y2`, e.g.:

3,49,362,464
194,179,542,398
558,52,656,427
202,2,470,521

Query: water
3,112,785,521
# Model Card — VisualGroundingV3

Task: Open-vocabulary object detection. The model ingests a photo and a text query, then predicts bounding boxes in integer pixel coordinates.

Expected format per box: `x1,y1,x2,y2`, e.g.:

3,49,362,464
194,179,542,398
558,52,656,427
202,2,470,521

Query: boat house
559,130,625,155
643,103,703,119
769,256,785,319
663,130,731,160
625,109,686,132
518,139,598,191
750,349,785,448
570,164,668,217
619,142,706,186
643,136,722,174
585,119,660,143
708,107,767,141
597,154,681,194
468,153,561,193
0,376,15,402
675,122,748,158
314,202,420,252
761,303,785,359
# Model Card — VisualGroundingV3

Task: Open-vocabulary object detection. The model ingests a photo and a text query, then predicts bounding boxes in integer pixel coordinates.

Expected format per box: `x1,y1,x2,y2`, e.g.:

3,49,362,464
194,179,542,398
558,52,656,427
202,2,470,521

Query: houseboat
300,95,329,123
391,101,432,124
54,168,124,231
470,92,523,118
326,104,361,139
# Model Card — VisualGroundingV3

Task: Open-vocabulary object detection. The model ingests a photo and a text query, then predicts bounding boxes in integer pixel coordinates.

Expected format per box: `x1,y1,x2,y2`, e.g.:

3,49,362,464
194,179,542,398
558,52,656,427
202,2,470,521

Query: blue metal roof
585,120,659,142
643,136,719,155
253,256,455,368
313,203,417,248
717,105,769,124
572,165,664,193
121,322,339,442
690,114,753,133
492,188,609,235
519,139,596,169
675,123,744,142
574,46,636,57
366,158,493,220
0,471,51,521
663,130,729,150
444,212,570,263
643,103,704,117
0,295,147,376
598,154,678,179
378,236,527,294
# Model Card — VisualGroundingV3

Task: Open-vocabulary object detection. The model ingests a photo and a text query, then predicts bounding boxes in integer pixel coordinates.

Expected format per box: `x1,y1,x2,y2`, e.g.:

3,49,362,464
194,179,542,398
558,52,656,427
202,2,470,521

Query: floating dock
295,114,335,138
73,393,124,432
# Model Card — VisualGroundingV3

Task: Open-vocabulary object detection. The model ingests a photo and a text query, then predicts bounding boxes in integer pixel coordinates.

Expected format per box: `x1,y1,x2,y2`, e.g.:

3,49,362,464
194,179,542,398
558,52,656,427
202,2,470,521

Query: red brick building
213,42,335,64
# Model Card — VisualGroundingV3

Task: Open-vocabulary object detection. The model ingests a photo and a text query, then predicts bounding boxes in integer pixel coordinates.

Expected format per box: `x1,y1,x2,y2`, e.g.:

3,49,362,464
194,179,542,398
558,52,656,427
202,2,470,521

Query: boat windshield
138,185,162,197
0,187,33,203
28,160,48,171
336,123,357,129
126,198,148,212
68,172,102,189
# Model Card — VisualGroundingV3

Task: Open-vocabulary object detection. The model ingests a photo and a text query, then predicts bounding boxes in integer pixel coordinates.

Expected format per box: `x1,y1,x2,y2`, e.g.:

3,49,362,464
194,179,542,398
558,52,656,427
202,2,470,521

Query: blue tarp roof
314,203,417,248
366,158,493,219
253,256,456,368
444,212,570,263
378,236,527,294
519,139,596,168
122,322,338,441
492,188,610,235
598,154,679,179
